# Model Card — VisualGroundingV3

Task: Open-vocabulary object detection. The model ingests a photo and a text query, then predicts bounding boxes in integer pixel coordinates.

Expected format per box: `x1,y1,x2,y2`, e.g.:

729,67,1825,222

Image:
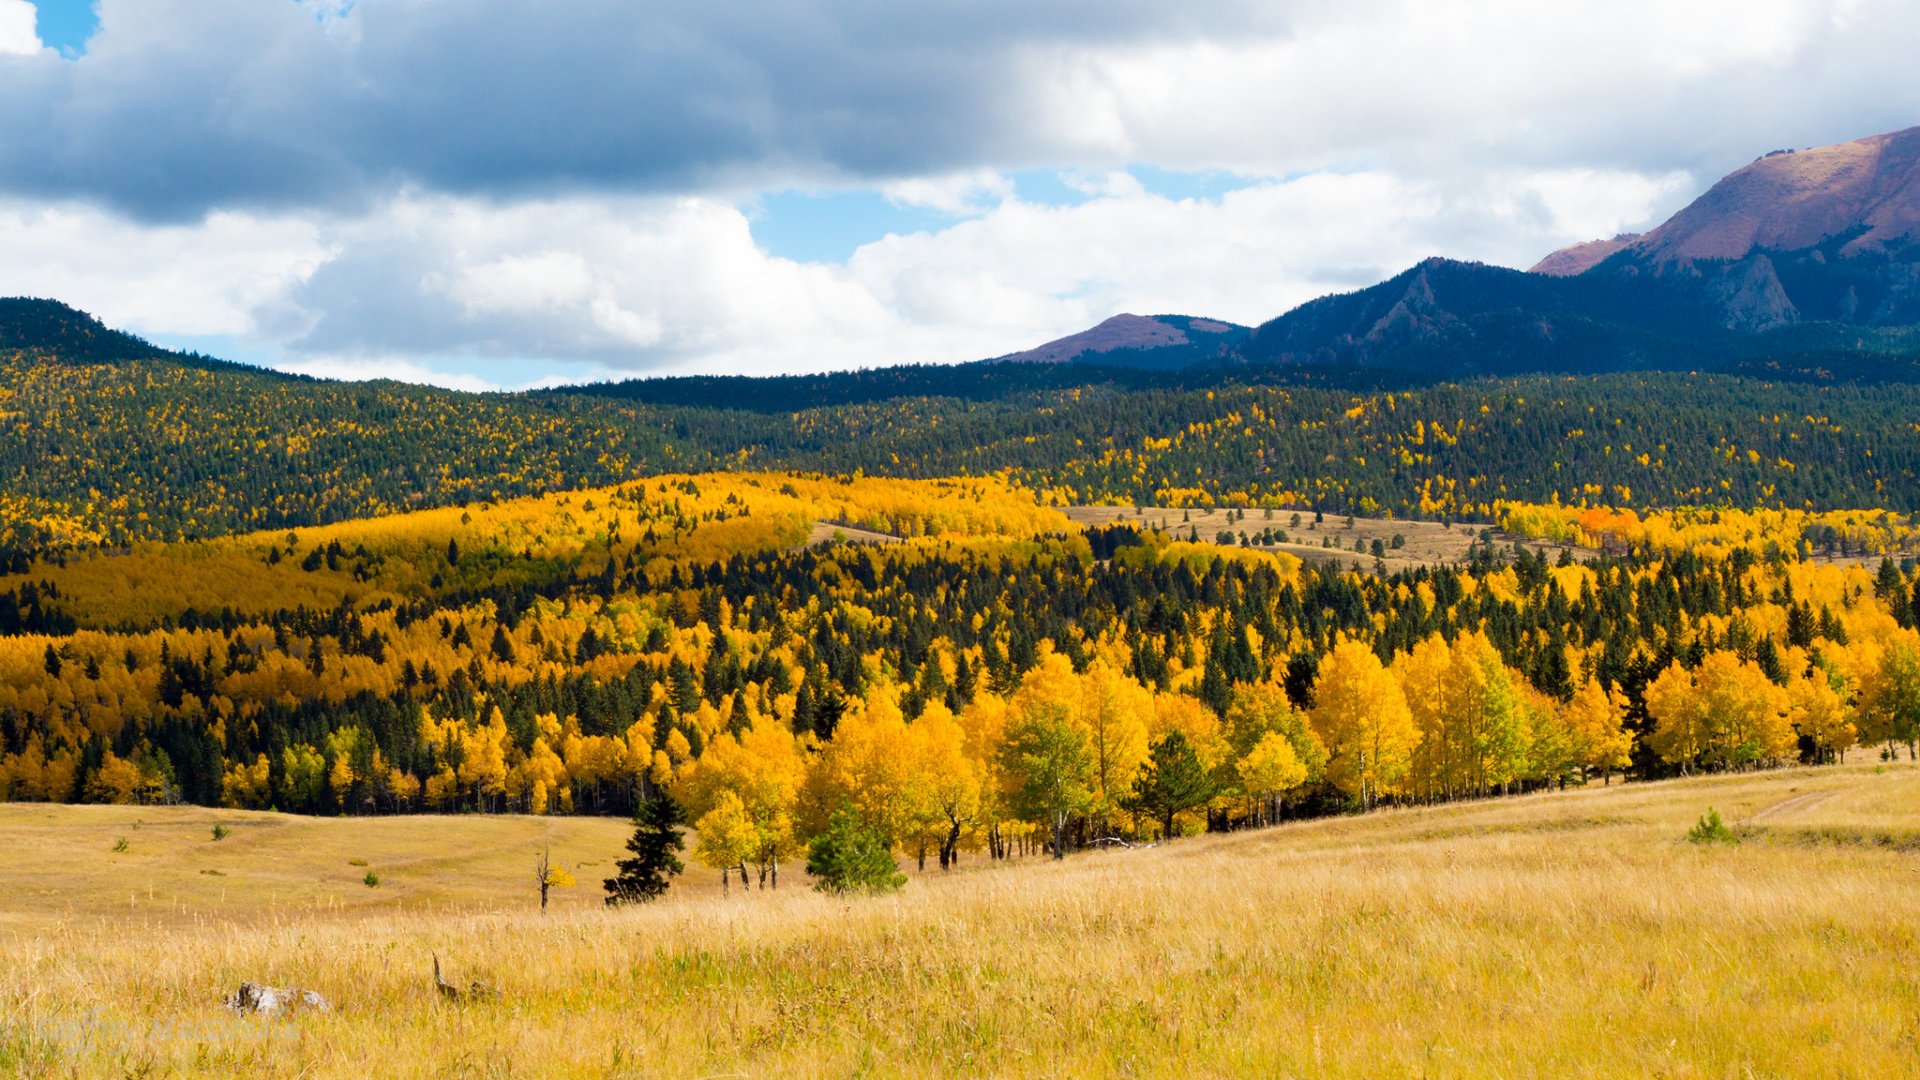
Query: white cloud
0,160,1697,381
0,199,328,335
0,0,1911,382
882,170,1014,215
0,0,37,55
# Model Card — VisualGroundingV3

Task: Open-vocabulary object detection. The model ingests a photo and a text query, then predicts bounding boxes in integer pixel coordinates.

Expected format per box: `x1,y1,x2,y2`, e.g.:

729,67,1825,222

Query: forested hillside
7,329,1920,563
3,472,1917,878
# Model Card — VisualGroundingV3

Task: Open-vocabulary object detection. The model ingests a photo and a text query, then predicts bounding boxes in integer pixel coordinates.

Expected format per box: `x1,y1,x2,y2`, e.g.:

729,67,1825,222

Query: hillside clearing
1063,505,1595,571
4,762,1919,1076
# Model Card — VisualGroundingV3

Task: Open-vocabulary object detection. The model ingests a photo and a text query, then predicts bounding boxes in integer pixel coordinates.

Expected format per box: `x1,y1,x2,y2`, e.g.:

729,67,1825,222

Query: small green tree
1122,732,1218,840
806,806,905,895
1687,807,1736,845
605,794,687,905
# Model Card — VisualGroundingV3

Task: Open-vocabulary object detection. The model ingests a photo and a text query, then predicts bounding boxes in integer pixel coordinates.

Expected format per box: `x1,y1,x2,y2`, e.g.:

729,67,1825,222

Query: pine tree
805,805,905,895
1122,732,1217,840
604,794,687,905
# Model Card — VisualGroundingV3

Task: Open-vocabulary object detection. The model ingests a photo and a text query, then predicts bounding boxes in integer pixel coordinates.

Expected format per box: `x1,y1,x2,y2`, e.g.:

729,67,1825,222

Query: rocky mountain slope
987,313,1249,369
1245,125,1920,372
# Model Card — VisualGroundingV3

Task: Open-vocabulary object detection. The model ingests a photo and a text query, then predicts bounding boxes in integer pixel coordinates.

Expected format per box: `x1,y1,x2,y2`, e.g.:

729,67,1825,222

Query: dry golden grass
6,763,1920,1077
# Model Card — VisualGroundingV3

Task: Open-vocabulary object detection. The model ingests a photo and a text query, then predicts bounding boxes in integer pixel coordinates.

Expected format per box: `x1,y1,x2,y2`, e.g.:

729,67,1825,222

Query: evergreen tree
805,805,905,895
1122,732,1218,840
604,794,687,905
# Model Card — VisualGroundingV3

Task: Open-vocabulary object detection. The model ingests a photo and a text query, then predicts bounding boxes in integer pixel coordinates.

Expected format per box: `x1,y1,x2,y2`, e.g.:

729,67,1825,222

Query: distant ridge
988,313,1249,370
1529,234,1641,277
0,297,170,363
9,126,1920,390
0,297,291,378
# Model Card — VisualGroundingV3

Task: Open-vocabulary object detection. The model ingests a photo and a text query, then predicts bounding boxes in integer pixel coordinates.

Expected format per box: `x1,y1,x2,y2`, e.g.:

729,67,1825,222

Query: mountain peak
1534,125,1920,276
1635,125,1920,264
1529,234,1641,276
990,313,1248,369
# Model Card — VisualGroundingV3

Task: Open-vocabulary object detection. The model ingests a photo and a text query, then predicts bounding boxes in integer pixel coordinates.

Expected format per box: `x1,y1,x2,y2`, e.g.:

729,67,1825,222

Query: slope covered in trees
8,325,1920,562
4,473,1917,879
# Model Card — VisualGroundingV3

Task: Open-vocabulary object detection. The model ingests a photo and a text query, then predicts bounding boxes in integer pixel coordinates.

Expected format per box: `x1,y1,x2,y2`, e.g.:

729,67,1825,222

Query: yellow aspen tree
1563,678,1633,783
801,680,928,849
910,700,980,870
1788,668,1857,763
693,791,759,894
1394,634,1458,800
1076,657,1153,822
1643,662,1708,769
1310,640,1416,809
1236,731,1308,826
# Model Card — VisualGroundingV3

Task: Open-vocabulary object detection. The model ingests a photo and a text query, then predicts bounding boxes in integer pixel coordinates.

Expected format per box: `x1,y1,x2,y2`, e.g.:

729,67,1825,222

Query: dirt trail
1747,787,1845,824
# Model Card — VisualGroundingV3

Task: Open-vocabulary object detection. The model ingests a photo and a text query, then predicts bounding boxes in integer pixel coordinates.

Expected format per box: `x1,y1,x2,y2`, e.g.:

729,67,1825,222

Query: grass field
1062,506,1596,573
4,763,1920,1077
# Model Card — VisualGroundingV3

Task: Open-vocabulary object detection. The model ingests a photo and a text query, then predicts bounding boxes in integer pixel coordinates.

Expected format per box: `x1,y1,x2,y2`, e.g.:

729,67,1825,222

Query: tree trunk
1051,814,1067,860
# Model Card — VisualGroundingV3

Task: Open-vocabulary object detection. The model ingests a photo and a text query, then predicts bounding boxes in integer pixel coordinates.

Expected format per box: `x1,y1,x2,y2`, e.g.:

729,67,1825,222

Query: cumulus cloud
0,0,1913,380
0,0,1914,220
0,0,35,55
0,199,327,335
0,161,1674,380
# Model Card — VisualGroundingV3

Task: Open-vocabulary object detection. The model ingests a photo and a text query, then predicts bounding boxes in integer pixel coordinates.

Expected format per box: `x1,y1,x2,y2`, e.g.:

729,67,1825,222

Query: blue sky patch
32,0,97,56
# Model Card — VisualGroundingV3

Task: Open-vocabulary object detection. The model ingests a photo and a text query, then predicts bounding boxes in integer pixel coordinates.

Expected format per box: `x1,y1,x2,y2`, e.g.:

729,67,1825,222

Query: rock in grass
224,982,330,1016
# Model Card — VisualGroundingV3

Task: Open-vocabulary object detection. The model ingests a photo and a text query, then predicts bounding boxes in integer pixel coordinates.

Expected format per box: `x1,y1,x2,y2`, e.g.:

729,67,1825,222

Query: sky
1,1,1917,390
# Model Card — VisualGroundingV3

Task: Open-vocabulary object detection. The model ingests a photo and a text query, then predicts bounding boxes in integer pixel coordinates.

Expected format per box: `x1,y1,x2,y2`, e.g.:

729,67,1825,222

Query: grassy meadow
4,762,1920,1077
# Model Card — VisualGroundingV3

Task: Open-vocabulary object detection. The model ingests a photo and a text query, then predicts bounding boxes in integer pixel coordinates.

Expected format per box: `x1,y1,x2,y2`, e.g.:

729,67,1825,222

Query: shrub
362,871,380,887
1687,808,1737,845
806,806,905,895
211,824,230,842
111,837,130,854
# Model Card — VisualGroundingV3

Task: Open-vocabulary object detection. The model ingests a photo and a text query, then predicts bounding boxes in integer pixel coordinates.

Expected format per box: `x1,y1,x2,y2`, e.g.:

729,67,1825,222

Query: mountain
1246,125,1920,374
1534,125,1920,331
987,313,1249,369
1529,234,1640,277
1626,127,1920,265
1236,256,1743,374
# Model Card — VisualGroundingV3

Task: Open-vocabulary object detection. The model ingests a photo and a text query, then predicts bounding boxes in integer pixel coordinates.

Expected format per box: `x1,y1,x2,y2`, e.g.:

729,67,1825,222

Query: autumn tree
1645,651,1794,770
1221,681,1322,824
1563,678,1633,784
1787,667,1857,764
1310,640,1416,809
1857,633,1920,758
1001,702,1096,859
534,847,575,913
693,790,760,893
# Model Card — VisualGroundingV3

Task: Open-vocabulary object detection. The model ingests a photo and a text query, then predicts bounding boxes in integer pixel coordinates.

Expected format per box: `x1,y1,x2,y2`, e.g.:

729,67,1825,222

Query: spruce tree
1122,732,1217,840
604,794,687,905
